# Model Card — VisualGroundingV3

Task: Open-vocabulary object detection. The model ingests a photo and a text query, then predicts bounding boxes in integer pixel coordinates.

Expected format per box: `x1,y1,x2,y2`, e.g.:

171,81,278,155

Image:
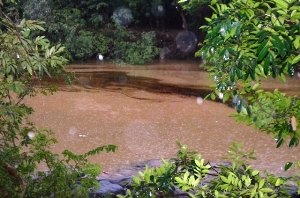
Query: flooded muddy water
26,60,300,176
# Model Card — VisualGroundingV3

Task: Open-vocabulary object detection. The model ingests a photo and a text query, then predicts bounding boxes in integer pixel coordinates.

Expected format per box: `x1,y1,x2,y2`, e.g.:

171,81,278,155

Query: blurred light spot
28,131,35,139
220,27,226,37
223,50,229,61
98,54,104,61
218,92,224,100
196,97,204,105
68,127,77,135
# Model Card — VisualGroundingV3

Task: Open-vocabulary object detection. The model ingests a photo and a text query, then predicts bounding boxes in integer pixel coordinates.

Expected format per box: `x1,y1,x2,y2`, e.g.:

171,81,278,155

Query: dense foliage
20,0,161,63
199,0,300,148
113,28,160,65
0,5,116,197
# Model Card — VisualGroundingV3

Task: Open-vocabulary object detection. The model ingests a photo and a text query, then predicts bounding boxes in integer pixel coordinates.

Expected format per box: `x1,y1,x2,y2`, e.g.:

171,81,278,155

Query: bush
46,8,86,42
65,30,111,60
119,143,293,198
114,28,159,65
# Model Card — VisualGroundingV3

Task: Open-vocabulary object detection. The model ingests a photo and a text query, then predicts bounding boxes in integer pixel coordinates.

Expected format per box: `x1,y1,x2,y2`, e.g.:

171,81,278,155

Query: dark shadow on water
45,71,212,98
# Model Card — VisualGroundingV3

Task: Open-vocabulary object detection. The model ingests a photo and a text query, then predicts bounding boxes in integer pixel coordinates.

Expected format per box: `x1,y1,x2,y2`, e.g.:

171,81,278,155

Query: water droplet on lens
220,27,226,37
214,75,219,82
196,97,204,105
223,50,229,61
218,92,223,99
232,95,239,104
27,131,35,139
68,127,77,135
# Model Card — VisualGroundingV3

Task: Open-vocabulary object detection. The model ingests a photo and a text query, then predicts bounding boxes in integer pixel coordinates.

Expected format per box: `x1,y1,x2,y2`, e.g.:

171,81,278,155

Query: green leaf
220,175,229,184
292,55,300,65
257,44,269,62
289,136,299,147
275,178,284,186
272,0,288,9
284,162,293,171
263,54,270,75
259,179,265,189
251,170,259,176
293,36,300,49
276,138,284,148
260,188,273,193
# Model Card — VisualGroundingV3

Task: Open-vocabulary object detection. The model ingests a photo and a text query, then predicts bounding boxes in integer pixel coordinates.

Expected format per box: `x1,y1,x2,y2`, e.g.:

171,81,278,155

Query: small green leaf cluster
235,88,300,147
119,143,292,198
177,0,211,14
200,0,300,147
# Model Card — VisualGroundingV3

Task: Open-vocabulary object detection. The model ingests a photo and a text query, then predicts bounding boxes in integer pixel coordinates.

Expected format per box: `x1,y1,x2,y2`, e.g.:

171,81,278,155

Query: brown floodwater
25,60,300,176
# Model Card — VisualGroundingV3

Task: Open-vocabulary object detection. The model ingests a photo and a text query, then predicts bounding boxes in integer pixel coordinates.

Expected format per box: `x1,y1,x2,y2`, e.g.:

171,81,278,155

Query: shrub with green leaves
0,5,116,197
199,0,300,147
119,142,211,198
119,143,291,198
46,8,86,42
114,28,159,65
65,30,111,60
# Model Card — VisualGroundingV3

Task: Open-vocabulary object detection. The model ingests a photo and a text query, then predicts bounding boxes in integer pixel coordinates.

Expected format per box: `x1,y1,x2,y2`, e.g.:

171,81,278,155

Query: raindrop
232,95,239,104
223,50,230,61
218,92,224,100
68,127,77,135
210,47,215,54
237,99,241,106
220,27,226,37
112,7,134,26
23,0,51,20
297,72,300,78
201,51,205,58
196,97,204,105
16,54,20,59
79,134,87,138
97,54,104,61
213,75,219,83
227,86,233,90
175,31,198,53
157,5,164,12
27,131,35,140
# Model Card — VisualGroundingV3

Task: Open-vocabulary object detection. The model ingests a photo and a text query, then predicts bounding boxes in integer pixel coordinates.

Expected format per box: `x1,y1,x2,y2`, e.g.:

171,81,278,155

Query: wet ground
25,60,300,176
